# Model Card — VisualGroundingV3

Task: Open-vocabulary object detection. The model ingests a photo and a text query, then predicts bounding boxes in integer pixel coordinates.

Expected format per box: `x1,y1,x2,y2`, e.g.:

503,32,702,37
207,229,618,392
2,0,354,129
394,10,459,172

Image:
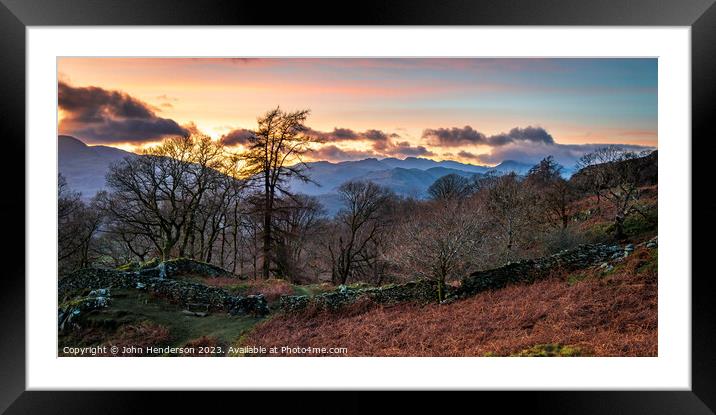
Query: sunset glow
58,58,657,165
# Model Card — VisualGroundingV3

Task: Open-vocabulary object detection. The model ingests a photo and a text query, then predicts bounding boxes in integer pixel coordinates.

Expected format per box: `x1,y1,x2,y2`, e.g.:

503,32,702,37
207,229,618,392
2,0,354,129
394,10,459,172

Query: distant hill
58,135,135,199
289,158,522,196
490,160,534,175
59,136,578,215
379,156,490,173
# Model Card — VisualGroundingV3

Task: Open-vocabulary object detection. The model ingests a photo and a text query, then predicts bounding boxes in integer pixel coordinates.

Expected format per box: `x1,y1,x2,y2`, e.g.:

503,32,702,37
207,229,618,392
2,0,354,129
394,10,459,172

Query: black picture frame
1,0,713,413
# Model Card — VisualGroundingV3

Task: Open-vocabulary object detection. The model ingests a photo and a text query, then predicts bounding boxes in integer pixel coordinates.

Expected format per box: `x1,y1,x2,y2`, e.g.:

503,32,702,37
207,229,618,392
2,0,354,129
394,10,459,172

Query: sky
57,58,657,166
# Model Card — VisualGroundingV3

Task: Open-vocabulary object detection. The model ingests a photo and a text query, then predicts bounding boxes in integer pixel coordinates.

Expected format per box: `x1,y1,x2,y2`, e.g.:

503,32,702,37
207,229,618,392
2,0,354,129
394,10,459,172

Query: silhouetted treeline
58,109,657,287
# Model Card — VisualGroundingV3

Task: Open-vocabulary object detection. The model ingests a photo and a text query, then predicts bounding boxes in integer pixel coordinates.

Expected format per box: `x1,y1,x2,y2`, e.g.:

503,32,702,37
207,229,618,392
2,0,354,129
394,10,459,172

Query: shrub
541,228,586,254
583,222,613,243
623,211,657,238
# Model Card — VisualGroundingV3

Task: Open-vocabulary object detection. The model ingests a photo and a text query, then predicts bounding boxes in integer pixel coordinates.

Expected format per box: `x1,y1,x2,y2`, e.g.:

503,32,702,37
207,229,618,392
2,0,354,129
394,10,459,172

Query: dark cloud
420,125,653,167
457,150,479,160
363,129,389,142
422,126,487,146
332,128,360,140
58,82,188,143
422,125,554,147
472,141,654,168
488,126,555,146
220,128,255,146
311,145,378,161
384,141,434,157
306,127,392,144
308,129,433,161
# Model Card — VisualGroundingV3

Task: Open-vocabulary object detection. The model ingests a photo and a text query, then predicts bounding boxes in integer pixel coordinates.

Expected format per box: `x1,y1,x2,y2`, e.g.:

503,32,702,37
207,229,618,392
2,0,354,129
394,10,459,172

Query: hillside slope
243,246,657,357
58,135,134,198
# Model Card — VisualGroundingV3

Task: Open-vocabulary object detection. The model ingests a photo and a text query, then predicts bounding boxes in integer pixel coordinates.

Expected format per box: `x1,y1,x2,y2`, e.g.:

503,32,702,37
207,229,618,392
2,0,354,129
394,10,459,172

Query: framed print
1,0,714,413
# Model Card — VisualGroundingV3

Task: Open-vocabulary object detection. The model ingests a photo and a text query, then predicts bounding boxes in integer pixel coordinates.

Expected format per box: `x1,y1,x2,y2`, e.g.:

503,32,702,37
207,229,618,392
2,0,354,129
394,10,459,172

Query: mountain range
58,135,542,214
59,135,136,199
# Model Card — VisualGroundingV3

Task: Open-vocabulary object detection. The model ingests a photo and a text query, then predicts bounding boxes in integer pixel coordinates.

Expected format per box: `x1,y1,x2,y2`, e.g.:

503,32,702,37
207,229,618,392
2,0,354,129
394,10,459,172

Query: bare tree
526,156,575,230
151,134,231,258
427,173,472,201
102,153,188,260
273,194,325,281
386,199,485,301
575,146,650,239
328,180,394,285
240,107,320,278
58,174,103,274
101,133,241,262
58,174,84,265
481,172,534,261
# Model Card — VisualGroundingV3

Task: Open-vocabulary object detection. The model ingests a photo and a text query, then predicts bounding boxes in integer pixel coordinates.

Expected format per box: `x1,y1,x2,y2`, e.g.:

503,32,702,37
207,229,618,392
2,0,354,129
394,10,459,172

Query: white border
27,27,690,390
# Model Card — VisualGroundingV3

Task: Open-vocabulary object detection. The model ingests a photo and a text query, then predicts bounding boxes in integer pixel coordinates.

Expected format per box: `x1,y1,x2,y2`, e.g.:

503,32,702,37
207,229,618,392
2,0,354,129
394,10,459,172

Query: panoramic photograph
57,58,658,357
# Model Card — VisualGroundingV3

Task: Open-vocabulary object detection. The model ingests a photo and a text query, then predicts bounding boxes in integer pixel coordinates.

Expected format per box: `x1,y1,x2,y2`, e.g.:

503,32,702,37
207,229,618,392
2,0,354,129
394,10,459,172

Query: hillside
59,238,656,357
58,135,134,198
243,244,657,356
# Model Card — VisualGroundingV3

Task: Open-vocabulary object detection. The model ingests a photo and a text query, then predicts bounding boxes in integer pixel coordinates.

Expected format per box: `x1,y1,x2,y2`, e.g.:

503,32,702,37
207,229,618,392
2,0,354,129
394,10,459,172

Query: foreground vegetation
242,246,657,357
59,288,263,356
57,107,658,357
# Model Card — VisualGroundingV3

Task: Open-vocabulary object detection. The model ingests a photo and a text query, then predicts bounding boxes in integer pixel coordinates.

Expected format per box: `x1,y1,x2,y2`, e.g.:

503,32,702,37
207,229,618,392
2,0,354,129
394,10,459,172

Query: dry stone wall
454,243,622,298
59,263,268,316
279,243,623,313
279,280,443,313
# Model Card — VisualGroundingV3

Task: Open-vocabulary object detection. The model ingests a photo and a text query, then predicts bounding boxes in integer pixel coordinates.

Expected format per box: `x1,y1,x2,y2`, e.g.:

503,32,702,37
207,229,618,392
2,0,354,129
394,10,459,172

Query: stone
279,279,443,313
58,266,268,317
455,243,622,299
58,288,112,332
88,288,109,297
279,244,621,314
181,310,208,317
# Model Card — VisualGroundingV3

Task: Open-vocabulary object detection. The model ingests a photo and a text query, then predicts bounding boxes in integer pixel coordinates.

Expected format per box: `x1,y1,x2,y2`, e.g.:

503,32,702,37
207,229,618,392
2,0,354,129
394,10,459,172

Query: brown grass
200,277,295,302
201,276,244,287
243,248,657,357
242,278,295,302
572,186,657,233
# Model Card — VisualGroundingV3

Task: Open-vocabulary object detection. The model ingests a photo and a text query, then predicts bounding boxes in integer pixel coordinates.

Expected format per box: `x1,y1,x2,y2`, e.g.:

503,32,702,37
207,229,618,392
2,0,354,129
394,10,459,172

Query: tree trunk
614,214,625,240
437,278,445,302
262,169,272,279
263,206,271,279
220,228,226,268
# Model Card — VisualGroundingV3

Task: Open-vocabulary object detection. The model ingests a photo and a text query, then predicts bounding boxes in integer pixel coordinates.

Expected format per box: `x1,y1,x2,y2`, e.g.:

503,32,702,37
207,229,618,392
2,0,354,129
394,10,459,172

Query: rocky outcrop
58,268,268,316
58,288,112,332
453,243,622,298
